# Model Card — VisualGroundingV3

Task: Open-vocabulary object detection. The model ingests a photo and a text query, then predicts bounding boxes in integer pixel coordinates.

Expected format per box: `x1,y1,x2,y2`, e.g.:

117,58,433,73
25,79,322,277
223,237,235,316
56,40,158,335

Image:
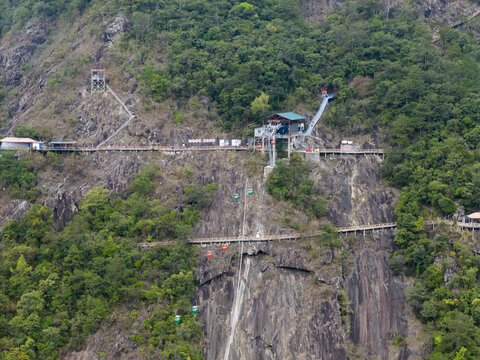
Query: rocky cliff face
300,0,480,26
54,153,415,360
198,243,345,360
347,234,409,359
2,1,470,357
195,155,421,360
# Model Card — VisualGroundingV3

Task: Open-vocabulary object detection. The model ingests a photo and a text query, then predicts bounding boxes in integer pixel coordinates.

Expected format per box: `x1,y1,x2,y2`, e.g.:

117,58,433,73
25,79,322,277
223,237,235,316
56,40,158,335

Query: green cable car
192,305,198,314
247,188,253,195
174,314,181,324
233,194,239,200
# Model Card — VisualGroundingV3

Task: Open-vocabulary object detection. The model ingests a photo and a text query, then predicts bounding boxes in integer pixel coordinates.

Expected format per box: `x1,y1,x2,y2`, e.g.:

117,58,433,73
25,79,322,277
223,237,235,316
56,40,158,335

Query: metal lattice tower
91,69,106,92
264,123,281,167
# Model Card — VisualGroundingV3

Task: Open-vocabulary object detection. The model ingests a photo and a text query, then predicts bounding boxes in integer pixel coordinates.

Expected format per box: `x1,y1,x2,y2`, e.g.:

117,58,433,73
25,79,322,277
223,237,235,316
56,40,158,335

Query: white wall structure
0,137,39,150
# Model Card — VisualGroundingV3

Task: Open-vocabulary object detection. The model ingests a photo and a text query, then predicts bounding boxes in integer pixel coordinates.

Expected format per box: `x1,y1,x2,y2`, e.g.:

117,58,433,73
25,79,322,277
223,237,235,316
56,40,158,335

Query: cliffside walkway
432,8,480,43
33,146,384,155
139,222,397,247
451,9,480,29
35,145,250,153
425,219,480,230
297,148,384,156
139,220,480,247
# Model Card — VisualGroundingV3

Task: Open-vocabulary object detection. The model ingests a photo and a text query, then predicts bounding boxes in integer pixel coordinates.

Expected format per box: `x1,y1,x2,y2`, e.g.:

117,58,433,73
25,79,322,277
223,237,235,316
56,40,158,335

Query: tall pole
272,136,276,167
268,138,273,167
288,135,291,159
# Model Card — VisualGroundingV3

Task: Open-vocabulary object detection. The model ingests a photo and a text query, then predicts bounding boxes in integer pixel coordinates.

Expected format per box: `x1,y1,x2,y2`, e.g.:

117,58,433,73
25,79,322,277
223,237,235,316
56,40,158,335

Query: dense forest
2,0,480,358
0,164,215,359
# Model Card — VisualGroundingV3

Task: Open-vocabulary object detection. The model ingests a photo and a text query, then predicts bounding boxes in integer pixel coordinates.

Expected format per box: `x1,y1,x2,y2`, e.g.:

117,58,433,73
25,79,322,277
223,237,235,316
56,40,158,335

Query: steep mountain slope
61,154,411,360
2,0,480,359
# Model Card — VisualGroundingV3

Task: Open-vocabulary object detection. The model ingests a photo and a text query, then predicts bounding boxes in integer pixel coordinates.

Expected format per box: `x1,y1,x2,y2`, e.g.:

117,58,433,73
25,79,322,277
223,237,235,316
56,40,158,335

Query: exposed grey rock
347,245,408,360
127,83,137,94
317,275,343,288
197,248,235,286
273,247,313,272
0,199,31,228
434,256,457,286
323,249,333,264
197,251,346,360
103,14,131,44
453,205,465,221
300,0,480,26
25,21,47,44
0,21,46,86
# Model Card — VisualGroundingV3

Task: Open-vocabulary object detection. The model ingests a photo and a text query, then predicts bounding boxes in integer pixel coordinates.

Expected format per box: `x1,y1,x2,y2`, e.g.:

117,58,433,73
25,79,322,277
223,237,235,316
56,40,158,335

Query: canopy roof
49,141,76,145
0,137,40,143
467,212,480,219
276,112,305,121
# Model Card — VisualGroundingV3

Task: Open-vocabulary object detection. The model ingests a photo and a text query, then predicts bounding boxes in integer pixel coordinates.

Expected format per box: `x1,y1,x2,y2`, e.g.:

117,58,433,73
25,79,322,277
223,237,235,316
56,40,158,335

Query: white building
0,137,43,150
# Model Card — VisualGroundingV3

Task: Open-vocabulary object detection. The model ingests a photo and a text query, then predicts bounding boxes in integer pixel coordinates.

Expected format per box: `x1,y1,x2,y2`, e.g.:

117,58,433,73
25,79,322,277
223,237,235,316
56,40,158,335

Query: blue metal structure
305,93,334,136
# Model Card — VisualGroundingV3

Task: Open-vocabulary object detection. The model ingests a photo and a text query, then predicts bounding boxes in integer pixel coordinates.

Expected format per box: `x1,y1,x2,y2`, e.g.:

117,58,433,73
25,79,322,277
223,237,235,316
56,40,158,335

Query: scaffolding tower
91,69,106,92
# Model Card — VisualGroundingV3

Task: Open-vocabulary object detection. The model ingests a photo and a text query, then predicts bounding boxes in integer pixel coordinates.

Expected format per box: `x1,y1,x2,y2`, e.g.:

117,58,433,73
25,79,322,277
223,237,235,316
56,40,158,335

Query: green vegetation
2,0,480,357
13,124,40,140
337,288,352,332
0,0,91,35
119,0,327,129
266,153,327,218
404,239,480,359
0,151,39,201
314,222,342,250
0,166,216,359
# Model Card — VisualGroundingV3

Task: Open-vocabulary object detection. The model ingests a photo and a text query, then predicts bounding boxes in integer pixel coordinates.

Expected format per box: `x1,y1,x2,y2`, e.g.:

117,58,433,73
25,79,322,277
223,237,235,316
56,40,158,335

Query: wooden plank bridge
139,222,397,247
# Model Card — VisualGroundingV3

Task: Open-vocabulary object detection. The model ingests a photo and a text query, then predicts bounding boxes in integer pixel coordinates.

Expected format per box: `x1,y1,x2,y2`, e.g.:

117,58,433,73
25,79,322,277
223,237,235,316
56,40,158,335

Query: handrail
138,222,398,247
298,149,384,154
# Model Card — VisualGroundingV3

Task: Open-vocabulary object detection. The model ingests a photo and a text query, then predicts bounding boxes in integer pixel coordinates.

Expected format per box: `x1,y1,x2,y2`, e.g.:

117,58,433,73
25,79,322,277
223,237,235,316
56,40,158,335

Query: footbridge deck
30,146,385,155
297,149,384,156
139,222,397,247
35,145,249,153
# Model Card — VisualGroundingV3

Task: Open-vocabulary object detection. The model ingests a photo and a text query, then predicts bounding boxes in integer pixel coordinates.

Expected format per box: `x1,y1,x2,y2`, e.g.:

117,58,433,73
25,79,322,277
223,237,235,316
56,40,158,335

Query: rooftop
0,137,41,143
467,212,480,219
276,112,305,121
49,141,77,145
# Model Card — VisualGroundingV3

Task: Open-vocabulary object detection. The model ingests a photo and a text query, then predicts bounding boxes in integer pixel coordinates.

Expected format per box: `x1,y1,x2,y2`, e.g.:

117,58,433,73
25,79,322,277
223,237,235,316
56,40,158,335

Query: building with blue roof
262,112,306,137
275,112,305,121
254,111,308,159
